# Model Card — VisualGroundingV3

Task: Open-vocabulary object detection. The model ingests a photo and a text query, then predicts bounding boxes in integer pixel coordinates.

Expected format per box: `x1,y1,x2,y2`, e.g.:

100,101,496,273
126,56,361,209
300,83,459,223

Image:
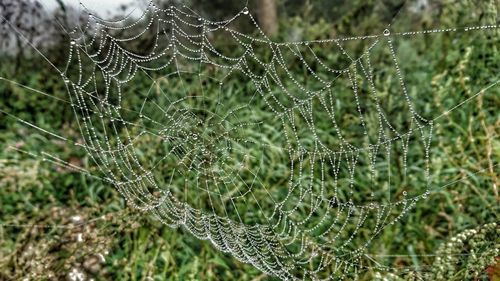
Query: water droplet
70,40,76,45
422,191,430,199
242,7,249,15
383,29,390,36
402,191,407,196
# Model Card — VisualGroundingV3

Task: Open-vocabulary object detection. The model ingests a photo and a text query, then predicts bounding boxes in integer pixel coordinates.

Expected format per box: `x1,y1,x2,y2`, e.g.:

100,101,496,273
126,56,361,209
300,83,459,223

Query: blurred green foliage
0,0,499,280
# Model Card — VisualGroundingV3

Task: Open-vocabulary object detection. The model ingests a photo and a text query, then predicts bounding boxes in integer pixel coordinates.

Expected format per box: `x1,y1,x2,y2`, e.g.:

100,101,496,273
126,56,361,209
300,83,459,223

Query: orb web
2,0,498,279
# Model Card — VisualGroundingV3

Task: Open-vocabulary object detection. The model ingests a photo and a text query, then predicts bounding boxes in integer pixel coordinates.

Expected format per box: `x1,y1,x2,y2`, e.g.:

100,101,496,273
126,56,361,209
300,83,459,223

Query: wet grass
0,1,499,280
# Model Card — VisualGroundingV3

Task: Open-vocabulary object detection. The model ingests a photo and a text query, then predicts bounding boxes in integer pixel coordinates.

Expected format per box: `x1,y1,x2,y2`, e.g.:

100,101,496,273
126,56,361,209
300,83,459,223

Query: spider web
1,0,499,280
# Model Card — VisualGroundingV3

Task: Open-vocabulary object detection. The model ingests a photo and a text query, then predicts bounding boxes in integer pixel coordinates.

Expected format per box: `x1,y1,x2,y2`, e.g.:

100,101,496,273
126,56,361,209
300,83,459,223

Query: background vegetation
0,0,498,280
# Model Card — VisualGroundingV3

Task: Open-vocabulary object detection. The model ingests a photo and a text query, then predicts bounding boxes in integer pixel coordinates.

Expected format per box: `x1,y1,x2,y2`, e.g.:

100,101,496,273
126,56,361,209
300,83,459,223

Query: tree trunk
257,0,278,36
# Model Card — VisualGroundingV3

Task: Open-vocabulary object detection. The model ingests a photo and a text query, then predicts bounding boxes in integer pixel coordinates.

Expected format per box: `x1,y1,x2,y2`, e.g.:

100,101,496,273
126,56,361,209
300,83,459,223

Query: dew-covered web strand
1,1,499,280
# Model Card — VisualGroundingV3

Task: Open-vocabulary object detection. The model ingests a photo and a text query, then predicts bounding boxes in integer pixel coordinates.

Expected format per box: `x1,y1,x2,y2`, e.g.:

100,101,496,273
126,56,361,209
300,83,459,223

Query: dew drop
383,29,390,36
422,191,430,199
242,7,249,15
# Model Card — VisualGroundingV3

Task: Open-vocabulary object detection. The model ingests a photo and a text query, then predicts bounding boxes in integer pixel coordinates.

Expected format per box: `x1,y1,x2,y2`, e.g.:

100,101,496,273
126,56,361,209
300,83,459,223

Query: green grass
0,1,499,280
